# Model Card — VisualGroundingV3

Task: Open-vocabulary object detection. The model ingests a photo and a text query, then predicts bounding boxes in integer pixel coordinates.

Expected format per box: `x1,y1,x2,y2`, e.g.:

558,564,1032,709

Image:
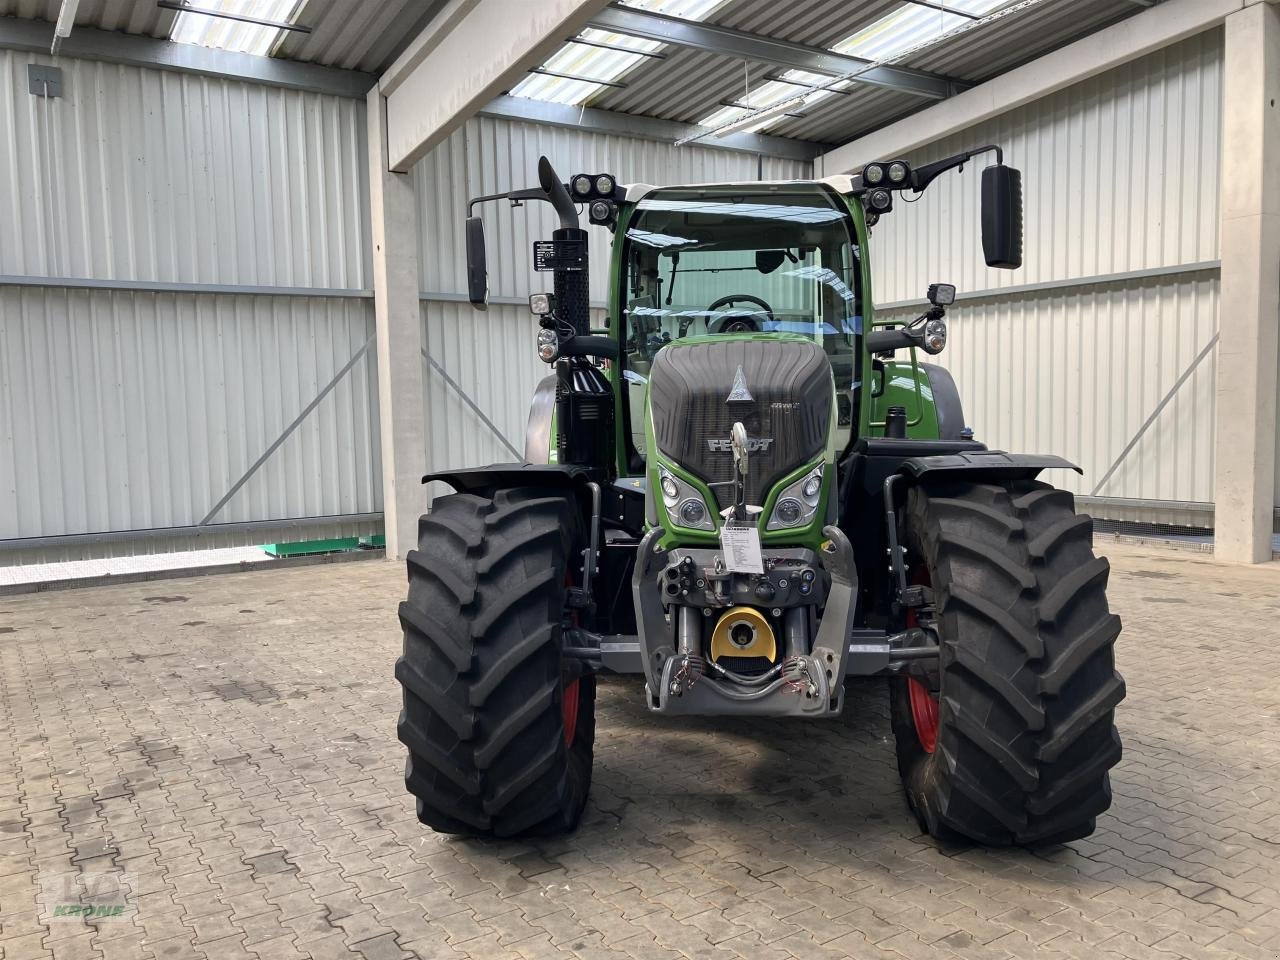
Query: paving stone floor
1,540,1278,960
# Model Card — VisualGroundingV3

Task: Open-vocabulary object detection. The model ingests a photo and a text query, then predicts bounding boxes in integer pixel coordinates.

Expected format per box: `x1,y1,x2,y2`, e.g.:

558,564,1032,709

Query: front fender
424,463,594,499
900,451,1081,483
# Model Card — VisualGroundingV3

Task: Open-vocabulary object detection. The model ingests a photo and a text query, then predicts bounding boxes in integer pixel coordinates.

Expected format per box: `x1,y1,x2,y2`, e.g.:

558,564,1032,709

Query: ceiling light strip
676,0,1053,145
158,1,311,33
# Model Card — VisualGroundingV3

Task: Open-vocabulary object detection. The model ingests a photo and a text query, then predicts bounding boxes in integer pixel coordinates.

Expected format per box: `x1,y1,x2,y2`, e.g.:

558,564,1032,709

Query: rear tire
890,480,1124,846
395,487,596,837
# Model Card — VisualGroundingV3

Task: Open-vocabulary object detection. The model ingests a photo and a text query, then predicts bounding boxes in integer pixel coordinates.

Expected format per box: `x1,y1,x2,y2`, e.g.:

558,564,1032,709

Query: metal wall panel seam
0,276,374,296
873,260,1221,312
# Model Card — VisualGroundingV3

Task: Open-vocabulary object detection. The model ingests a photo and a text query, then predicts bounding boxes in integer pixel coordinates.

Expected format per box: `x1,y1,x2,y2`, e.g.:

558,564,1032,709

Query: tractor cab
617,183,862,460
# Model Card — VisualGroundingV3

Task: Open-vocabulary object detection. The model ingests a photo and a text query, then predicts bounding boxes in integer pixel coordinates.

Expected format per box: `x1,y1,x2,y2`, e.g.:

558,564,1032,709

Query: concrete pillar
1214,1,1280,563
368,88,426,560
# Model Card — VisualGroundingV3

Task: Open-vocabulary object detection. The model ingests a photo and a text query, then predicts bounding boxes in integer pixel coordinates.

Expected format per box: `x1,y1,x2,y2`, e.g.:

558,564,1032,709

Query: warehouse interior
2,0,1276,577
1,1,1280,959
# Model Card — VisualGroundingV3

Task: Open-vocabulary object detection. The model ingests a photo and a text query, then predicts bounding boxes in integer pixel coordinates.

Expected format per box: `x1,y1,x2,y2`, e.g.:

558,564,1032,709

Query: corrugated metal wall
870,31,1224,522
1,52,371,286
1,46,815,560
413,114,812,487
0,286,380,534
0,51,379,562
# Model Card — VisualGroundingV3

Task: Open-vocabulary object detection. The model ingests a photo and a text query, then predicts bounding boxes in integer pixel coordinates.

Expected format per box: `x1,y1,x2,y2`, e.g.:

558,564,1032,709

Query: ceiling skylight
169,0,302,56
698,0,1010,135
511,0,731,105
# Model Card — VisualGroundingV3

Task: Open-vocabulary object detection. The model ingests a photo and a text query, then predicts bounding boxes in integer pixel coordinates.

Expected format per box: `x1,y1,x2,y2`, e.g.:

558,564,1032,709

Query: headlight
774,498,803,526
766,464,824,531
658,467,714,531
678,499,706,526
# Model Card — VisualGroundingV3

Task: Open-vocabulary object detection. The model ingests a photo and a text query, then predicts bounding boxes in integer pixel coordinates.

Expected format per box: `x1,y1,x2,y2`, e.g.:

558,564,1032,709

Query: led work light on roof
888,161,910,184
868,189,893,212
571,174,593,197
863,162,886,186
588,199,617,227
594,174,615,196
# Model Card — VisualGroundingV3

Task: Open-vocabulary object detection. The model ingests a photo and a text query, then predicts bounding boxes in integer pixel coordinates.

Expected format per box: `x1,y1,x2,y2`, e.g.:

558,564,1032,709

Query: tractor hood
648,336,833,512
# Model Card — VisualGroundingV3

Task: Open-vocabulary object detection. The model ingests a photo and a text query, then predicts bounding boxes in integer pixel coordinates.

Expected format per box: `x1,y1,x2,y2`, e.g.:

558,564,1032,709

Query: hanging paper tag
719,524,764,574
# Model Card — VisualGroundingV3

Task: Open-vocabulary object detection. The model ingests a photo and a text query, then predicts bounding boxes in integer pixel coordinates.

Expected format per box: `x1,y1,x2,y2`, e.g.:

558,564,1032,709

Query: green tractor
395,148,1125,845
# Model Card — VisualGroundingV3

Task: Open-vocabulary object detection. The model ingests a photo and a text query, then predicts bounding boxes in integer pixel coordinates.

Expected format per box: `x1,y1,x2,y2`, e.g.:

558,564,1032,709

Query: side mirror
465,216,488,307
981,164,1023,269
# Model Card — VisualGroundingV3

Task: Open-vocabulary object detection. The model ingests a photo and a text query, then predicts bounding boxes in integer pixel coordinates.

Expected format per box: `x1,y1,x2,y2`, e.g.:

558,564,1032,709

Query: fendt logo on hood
708,437,773,453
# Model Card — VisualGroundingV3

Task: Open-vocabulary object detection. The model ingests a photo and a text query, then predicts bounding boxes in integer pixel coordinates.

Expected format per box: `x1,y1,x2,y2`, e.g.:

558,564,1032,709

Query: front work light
927,282,956,306
529,292,554,315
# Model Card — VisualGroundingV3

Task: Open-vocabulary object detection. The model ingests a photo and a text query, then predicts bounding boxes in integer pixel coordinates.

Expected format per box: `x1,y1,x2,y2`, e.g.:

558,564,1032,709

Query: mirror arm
909,144,1004,194
467,186,549,217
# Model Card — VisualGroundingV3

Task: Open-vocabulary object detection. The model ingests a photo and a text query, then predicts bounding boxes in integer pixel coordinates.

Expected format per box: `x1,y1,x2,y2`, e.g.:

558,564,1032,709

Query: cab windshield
620,185,862,452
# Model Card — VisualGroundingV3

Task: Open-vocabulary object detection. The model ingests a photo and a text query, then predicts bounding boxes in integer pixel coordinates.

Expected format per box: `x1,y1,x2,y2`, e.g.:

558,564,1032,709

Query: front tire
395,487,595,837
891,480,1124,846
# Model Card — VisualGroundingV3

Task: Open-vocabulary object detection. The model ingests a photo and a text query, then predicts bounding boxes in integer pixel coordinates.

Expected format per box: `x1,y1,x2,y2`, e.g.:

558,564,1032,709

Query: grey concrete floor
1,541,1278,960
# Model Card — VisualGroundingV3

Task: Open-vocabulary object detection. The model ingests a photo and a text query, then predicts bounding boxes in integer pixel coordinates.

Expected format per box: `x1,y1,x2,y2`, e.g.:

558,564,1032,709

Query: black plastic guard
900,451,1081,482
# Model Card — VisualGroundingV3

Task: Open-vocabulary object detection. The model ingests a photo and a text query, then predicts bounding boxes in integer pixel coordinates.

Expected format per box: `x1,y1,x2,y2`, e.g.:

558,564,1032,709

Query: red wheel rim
561,570,580,747
905,564,938,754
907,677,938,753
562,678,580,746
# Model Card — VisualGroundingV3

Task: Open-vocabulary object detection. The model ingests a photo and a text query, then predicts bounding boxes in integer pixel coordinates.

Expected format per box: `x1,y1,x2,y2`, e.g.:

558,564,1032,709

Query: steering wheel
706,294,774,334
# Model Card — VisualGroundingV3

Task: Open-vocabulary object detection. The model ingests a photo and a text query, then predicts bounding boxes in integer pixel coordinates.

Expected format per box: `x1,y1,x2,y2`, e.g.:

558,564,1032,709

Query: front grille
648,339,832,509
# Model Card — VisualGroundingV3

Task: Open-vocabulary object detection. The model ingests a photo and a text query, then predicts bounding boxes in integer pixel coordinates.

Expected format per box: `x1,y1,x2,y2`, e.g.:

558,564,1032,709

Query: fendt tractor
395,146,1126,846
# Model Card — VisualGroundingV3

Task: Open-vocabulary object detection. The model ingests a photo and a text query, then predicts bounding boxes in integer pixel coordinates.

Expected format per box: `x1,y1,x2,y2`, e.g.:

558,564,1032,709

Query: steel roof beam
820,0,1243,172
479,94,828,161
587,5,958,100
378,0,612,171
0,17,374,97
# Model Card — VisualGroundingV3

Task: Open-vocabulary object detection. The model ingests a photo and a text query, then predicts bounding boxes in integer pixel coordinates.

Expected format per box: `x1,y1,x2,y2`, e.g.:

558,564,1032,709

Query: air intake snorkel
537,156,590,339
539,156,580,231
